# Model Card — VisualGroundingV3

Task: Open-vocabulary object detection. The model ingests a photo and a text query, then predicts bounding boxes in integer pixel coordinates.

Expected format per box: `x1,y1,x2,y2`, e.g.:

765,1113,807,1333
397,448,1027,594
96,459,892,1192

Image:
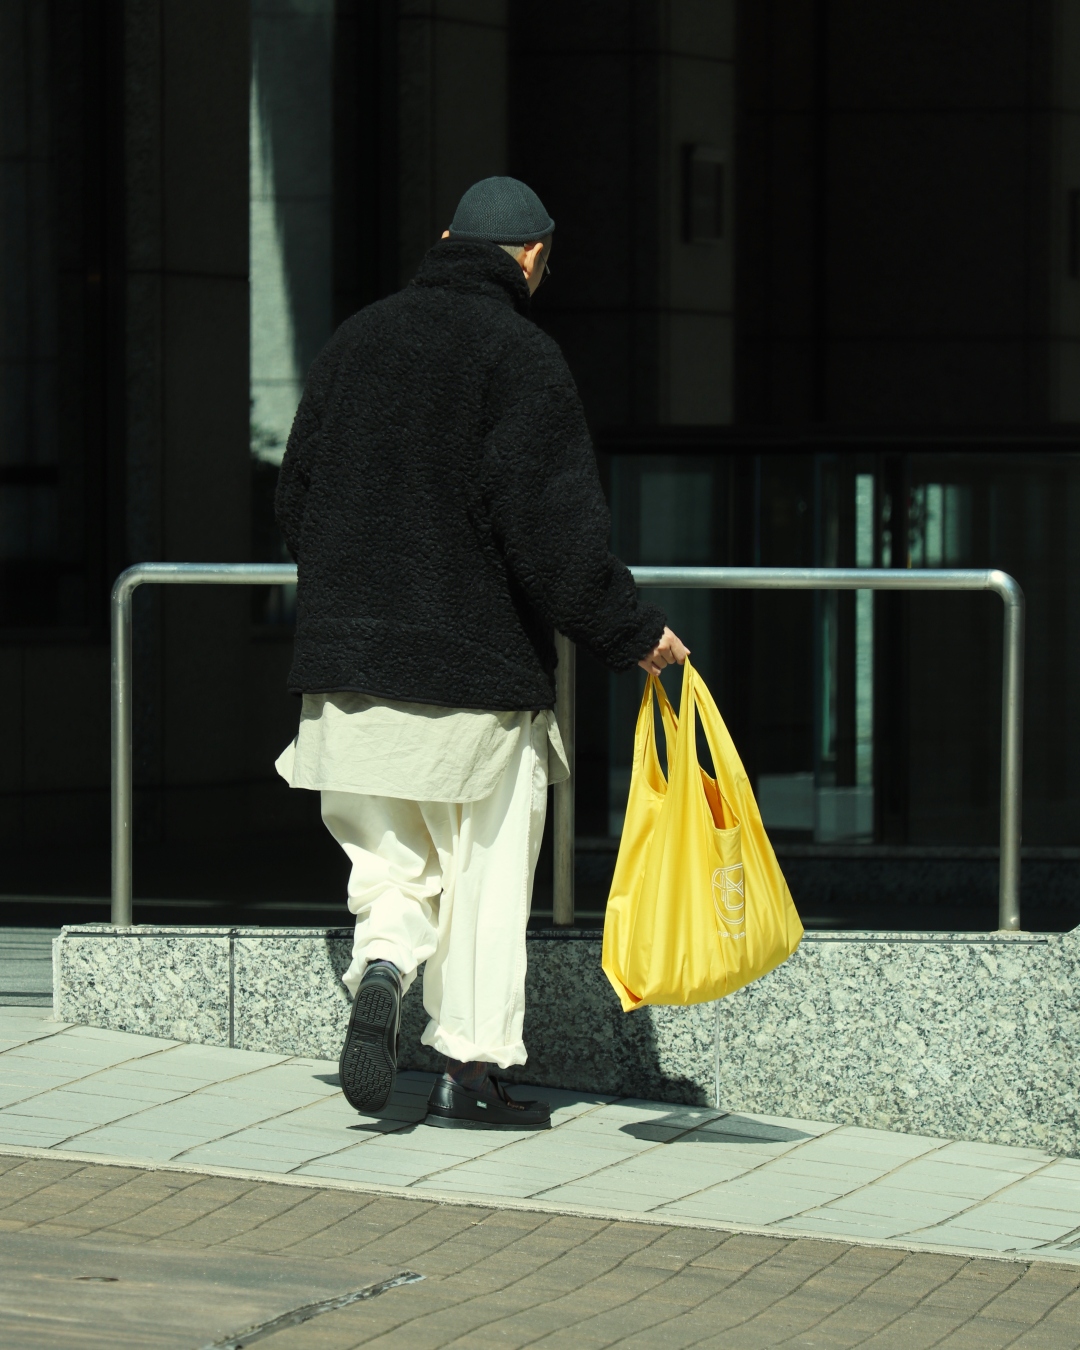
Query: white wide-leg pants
321,716,549,1068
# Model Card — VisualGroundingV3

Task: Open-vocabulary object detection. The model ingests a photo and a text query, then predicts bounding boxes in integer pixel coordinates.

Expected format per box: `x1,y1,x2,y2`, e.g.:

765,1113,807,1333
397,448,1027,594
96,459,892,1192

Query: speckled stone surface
52,926,714,1103
226,928,712,1102
52,923,1080,1152
53,926,230,1046
232,930,352,1059
714,929,1080,1157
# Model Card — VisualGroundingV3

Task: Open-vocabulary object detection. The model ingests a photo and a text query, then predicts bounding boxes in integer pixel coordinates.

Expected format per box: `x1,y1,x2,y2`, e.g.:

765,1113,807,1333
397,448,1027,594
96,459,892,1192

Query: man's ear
441,230,450,239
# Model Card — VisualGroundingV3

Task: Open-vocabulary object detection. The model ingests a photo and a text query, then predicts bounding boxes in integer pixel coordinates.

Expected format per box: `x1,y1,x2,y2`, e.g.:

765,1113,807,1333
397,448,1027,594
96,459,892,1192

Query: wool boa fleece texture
276,240,665,710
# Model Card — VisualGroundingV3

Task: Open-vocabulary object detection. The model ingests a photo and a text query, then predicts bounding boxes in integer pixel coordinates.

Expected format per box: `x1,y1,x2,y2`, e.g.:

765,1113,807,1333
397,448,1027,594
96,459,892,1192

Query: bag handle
673,658,752,802
631,673,679,791
684,659,752,792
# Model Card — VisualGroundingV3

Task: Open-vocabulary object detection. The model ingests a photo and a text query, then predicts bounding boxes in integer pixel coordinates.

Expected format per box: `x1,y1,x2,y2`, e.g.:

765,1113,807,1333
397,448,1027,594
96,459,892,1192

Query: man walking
275,177,687,1130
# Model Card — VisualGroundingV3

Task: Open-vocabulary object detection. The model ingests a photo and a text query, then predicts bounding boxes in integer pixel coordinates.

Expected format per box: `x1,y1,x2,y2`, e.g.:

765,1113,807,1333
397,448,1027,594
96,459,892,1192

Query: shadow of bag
602,658,803,1011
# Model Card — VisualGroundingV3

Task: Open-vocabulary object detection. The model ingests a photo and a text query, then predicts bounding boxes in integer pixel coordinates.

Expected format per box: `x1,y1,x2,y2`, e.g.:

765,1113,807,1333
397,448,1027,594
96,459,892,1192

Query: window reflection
249,0,335,624
605,450,1080,863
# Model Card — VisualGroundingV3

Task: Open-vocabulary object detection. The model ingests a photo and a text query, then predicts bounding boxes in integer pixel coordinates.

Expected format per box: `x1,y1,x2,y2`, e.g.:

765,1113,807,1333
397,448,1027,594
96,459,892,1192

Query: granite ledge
52,923,1080,1153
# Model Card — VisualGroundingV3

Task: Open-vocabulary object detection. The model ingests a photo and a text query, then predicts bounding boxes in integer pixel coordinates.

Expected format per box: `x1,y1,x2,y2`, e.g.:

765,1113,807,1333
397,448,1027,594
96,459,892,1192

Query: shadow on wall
324,932,716,1108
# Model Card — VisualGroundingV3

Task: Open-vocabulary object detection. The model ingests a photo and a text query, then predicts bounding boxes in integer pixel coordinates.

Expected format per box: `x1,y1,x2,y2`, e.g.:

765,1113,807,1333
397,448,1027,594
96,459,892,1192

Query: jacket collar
410,240,532,317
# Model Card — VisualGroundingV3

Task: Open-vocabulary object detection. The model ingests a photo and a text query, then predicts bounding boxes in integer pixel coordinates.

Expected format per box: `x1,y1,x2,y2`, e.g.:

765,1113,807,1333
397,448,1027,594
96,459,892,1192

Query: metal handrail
624,567,1025,932
111,564,298,927
111,563,1025,932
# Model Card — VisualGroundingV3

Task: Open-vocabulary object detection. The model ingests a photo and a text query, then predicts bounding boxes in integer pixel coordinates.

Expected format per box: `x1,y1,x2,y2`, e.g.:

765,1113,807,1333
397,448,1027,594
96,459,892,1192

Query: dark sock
366,959,400,985
444,1057,498,1102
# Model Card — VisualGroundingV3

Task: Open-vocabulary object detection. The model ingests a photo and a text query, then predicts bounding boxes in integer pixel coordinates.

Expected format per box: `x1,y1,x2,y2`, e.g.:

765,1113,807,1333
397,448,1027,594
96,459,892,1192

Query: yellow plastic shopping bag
602,658,803,1011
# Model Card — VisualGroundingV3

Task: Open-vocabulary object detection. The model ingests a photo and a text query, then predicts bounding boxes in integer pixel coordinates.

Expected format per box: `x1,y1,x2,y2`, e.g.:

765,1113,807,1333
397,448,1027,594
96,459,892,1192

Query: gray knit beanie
447,176,555,244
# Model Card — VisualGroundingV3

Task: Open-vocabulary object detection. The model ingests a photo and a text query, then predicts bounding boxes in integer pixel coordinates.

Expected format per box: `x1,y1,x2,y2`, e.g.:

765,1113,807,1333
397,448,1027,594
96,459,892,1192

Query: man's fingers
639,628,691,675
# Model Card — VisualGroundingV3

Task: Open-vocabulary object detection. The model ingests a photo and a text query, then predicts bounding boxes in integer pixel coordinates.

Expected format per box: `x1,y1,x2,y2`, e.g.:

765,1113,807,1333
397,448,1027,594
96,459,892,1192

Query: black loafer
425,1074,551,1130
339,962,401,1113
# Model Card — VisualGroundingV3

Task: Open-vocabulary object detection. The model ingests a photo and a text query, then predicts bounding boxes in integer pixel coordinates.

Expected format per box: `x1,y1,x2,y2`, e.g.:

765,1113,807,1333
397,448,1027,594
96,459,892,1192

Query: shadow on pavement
621,1114,812,1145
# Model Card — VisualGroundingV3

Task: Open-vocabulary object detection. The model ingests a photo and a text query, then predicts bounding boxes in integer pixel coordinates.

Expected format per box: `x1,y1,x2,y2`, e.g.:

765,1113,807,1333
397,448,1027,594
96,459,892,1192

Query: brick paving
3,1154,1080,1349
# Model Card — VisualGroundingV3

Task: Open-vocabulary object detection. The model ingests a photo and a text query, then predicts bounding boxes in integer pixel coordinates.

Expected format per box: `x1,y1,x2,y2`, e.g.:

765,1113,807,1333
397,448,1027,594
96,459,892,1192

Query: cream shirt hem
275,691,569,803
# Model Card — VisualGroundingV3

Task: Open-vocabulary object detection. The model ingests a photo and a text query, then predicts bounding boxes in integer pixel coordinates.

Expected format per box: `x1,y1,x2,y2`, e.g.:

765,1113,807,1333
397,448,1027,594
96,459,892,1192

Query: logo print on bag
712,865,746,940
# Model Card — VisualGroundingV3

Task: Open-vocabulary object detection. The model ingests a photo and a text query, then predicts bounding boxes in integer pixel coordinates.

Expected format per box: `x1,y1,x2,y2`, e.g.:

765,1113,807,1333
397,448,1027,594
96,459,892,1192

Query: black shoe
339,962,401,1113
425,1074,551,1130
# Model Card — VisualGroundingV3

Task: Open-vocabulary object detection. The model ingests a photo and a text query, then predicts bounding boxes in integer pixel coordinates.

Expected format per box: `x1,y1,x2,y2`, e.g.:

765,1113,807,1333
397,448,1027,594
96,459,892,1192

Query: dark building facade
2,1,1079,930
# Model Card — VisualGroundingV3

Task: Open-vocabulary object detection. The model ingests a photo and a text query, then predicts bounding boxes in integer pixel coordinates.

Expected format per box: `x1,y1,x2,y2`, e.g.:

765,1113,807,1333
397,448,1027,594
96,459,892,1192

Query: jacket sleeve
481,348,666,672
274,381,323,562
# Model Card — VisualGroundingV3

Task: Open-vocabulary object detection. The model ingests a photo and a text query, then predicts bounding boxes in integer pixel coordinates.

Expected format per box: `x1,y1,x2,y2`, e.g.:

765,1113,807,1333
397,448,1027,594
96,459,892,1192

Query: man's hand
638,627,690,677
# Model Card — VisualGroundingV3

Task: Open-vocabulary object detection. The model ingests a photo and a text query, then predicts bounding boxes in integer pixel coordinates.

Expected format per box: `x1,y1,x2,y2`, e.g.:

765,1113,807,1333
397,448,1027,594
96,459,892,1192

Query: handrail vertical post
997,574,1025,930
553,632,576,926
110,574,136,926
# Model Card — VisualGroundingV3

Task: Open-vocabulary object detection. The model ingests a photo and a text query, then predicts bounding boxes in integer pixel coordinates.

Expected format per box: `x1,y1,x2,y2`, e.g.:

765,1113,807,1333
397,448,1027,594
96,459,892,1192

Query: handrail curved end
987,569,1025,611
111,563,156,609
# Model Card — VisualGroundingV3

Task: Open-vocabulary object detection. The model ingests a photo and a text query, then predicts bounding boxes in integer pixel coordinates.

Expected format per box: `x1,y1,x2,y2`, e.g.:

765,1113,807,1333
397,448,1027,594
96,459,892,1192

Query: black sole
339,981,398,1113
423,1109,551,1132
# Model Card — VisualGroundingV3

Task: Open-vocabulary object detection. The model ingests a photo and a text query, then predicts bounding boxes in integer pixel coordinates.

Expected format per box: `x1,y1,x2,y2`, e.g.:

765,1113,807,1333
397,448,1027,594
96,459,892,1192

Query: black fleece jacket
275,240,666,710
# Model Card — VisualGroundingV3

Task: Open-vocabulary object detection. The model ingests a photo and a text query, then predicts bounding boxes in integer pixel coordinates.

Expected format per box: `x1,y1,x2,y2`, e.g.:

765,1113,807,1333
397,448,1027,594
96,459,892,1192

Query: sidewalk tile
196,1085,333,1113
831,1124,946,1146
660,1194,822,1225
64,1025,178,1050
1,1041,153,1070
414,1175,548,1200
648,1142,787,1173
692,1176,841,1203
115,1100,283,1132
940,1208,1078,1241
816,1189,965,1223
435,1157,596,1187
0,1086,52,1108
471,1143,631,1172
198,1061,338,1087
153,1043,288,1069
600,1156,752,1186
674,1184,841,1216
67,1125,226,1158
360,1127,496,1159
0,1055,93,1082
771,1212,910,1239
1037,1162,1080,1183
1,1092,151,1127
0,1021,57,1036
60,1077,189,1106
753,1156,887,1186
912,1225,1049,1252
253,1120,379,1148
218,1124,356,1151
174,1143,321,1171
930,1142,1051,1174
539,1125,662,1154
0,1118,77,1147
529,1182,668,1211
777,1149,939,1181
81,1067,224,1094
303,1149,443,1179
291,1160,431,1185
972,1198,1080,1224
876,1160,1023,1200
997,1179,1080,1213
